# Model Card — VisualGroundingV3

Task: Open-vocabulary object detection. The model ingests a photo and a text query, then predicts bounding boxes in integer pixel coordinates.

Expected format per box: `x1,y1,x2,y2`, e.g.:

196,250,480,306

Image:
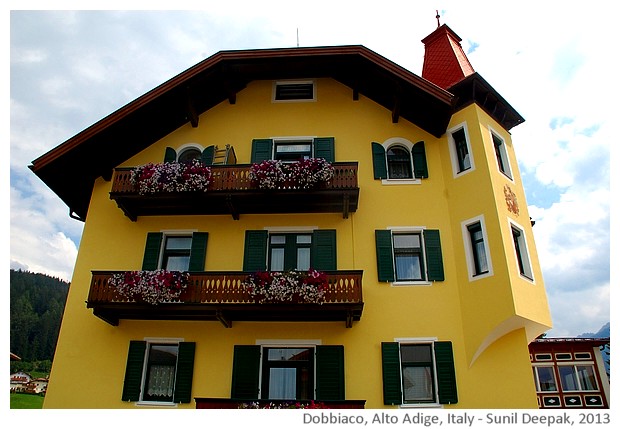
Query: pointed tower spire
421,19,475,90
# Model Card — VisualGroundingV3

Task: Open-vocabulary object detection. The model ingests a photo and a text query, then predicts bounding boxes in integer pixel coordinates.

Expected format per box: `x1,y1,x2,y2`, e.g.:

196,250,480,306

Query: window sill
391,281,432,287
381,178,421,185
136,401,179,408
399,403,442,409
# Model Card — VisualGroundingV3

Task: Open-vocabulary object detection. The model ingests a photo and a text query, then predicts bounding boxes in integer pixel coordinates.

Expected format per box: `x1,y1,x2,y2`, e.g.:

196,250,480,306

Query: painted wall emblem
504,184,519,215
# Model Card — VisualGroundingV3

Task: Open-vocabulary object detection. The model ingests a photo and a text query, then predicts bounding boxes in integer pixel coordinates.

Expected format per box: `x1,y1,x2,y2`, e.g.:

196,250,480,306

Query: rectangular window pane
576,366,598,391
296,235,312,244
453,129,470,172
268,348,311,361
393,234,420,249
165,256,190,271
559,366,578,391
401,345,432,363
270,248,284,271
297,248,311,271
268,368,296,399
395,255,422,281
270,235,286,244
402,366,433,402
535,366,558,392
165,237,192,250
144,344,178,402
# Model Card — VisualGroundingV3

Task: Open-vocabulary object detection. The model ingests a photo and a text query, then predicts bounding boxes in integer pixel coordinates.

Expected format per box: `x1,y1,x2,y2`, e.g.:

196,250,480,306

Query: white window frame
176,143,204,162
272,80,316,103
387,226,431,286
447,122,475,177
156,229,197,270
380,138,421,185
461,215,493,281
488,127,513,180
556,362,600,392
393,337,442,408
136,337,184,407
508,220,534,282
532,364,559,393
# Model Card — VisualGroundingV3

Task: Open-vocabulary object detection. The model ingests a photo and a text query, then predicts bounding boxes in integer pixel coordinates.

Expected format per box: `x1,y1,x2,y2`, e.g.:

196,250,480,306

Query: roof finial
436,10,441,28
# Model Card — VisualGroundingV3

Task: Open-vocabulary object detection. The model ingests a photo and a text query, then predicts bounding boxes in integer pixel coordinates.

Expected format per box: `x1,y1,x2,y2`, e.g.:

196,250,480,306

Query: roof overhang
29,45,456,221
448,72,525,131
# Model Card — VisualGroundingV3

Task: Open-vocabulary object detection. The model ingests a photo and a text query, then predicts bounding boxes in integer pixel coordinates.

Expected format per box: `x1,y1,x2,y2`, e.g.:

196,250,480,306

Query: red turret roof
421,24,475,90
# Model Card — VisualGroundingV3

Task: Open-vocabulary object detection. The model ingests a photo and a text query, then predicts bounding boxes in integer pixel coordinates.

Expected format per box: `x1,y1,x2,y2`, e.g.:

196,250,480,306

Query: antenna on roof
436,10,441,27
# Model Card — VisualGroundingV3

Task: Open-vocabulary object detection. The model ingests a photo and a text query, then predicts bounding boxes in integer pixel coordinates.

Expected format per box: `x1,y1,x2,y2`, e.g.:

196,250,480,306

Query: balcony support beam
216,310,232,328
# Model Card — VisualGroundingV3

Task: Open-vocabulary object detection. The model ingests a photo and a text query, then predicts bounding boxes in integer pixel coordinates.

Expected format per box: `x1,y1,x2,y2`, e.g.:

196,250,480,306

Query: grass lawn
10,393,44,409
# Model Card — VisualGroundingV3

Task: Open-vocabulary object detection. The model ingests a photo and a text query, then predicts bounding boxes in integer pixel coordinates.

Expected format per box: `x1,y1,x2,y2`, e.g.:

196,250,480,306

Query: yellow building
32,23,551,409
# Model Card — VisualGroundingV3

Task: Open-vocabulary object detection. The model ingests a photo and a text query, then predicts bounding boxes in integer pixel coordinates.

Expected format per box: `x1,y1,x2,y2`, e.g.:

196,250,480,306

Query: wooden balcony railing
194,398,366,409
87,270,364,327
109,162,359,220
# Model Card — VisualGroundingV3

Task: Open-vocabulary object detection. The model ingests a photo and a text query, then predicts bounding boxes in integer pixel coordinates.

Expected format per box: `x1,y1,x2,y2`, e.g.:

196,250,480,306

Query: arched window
387,146,413,179
177,147,202,164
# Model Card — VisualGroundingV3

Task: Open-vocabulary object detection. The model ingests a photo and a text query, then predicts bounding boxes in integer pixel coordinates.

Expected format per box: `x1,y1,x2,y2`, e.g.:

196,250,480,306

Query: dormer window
273,80,316,102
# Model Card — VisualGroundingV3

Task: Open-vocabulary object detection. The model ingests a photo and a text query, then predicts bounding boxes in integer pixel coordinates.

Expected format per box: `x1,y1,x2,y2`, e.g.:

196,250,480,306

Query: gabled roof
29,45,455,221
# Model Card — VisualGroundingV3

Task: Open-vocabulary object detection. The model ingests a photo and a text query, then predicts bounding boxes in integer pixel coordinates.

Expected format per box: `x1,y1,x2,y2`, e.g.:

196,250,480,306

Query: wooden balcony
87,270,364,328
195,398,366,409
109,162,359,220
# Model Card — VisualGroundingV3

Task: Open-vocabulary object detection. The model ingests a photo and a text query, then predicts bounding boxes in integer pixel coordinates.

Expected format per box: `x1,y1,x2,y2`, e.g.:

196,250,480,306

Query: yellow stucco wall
44,78,549,409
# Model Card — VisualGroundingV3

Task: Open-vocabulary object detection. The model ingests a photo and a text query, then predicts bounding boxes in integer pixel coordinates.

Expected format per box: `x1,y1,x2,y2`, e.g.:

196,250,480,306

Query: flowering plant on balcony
249,158,334,189
243,269,328,304
239,400,329,409
131,159,212,194
108,269,189,305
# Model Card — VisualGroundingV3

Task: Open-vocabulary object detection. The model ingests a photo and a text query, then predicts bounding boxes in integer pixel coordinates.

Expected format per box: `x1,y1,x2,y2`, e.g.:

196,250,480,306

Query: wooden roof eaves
30,45,454,172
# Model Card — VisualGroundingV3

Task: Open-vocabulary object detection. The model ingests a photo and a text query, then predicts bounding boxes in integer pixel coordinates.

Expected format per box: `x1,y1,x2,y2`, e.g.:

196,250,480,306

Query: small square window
555,353,572,361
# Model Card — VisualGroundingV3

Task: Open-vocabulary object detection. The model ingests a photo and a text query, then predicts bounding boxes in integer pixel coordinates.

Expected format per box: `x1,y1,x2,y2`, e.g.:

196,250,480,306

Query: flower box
131,159,212,194
242,269,328,304
108,270,189,305
249,158,334,190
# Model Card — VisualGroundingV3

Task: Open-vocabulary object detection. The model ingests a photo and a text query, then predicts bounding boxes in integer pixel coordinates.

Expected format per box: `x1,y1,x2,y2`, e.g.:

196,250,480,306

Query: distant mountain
577,322,610,338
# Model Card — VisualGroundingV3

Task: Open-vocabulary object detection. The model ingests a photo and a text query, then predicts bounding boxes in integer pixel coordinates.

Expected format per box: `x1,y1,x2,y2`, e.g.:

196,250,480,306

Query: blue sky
7,2,614,337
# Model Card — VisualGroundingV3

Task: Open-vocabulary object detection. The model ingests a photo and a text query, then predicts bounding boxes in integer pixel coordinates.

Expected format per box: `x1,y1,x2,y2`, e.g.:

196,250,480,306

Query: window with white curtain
142,343,179,402
262,347,313,400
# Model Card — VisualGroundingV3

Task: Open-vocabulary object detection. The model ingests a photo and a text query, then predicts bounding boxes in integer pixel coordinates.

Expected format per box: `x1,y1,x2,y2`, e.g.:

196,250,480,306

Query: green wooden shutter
164,147,177,163
381,342,402,405
121,341,146,402
372,142,387,179
202,145,215,165
243,230,268,272
314,137,335,163
251,139,274,163
434,341,458,404
188,232,208,271
312,230,337,271
173,342,196,403
316,345,345,400
142,233,163,270
231,345,261,400
375,230,395,282
412,141,428,179
424,229,444,281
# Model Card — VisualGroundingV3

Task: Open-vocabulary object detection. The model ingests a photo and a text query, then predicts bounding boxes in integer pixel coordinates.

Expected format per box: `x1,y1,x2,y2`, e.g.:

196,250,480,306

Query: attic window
273,80,315,102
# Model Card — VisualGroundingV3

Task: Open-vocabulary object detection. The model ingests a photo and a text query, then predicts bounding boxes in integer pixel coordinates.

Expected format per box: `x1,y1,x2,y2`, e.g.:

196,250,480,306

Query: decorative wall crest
504,184,519,215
